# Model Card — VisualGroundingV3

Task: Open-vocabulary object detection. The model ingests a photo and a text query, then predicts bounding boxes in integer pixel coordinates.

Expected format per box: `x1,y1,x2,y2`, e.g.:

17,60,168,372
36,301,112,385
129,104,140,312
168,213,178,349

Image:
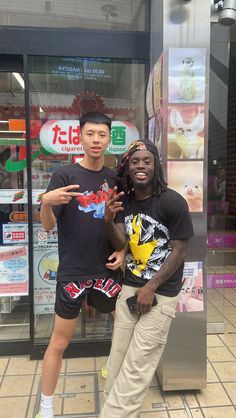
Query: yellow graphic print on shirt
129,215,158,276
125,213,170,281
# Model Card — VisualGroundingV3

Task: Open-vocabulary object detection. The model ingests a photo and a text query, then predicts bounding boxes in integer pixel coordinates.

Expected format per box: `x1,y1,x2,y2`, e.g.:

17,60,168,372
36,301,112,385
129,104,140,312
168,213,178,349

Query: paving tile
63,392,95,414
219,334,236,347
64,374,95,393
207,363,219,383
224,322,236,333
202,406,236,417
66,357,95,372
207,335,225,347
168,410,189,418
0,396,29,418
207,346,235,362
26,395,36,418
224,314,236,323
162,391,184,409
6,356,37,375
95,356,108,370
223,382,236,404
191,408,204,418
229,346,236,357
140,412,168,417
0,358,8,375
213,362,236,382
183,392,199,408
196,383,231,407
141,387,165,412
0,374,33,397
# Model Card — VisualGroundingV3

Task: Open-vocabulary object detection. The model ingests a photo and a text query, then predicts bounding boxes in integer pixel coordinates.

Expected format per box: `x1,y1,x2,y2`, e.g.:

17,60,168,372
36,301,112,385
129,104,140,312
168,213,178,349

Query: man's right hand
42,185,81,206
104,186,124,224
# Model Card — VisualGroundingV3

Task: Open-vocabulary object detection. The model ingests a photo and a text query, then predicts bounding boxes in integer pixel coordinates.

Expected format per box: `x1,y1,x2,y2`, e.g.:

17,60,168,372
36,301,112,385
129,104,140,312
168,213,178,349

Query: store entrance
28,55,147,357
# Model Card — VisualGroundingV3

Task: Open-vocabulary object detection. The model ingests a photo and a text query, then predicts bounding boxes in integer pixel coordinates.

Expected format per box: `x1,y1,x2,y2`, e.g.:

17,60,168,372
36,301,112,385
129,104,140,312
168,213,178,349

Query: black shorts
55,276,122,319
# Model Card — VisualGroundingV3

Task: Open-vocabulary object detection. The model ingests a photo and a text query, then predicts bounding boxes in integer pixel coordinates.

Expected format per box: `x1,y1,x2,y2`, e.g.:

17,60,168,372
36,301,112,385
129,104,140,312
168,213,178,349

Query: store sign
207,274,236,289
9,211,40,222
2,223,58,244
39,120,140,155
0,189,45,204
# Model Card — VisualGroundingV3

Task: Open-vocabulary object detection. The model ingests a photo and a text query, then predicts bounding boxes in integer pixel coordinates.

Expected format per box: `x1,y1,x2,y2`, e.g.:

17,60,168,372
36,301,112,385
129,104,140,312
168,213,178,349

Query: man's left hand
136,285,155,314
105,249,125,270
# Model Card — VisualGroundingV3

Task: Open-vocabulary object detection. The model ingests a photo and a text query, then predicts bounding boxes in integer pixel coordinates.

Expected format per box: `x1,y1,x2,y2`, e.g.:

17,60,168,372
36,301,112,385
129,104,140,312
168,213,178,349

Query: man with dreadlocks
100,140,194,418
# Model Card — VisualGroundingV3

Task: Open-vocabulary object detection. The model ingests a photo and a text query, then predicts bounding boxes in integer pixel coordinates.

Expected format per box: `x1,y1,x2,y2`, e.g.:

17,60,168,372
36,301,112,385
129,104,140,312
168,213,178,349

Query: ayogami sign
39,120,140,155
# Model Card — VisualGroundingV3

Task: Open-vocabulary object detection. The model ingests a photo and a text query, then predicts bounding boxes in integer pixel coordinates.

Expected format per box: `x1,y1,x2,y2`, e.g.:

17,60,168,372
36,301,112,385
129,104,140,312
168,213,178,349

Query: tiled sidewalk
0,332,236,418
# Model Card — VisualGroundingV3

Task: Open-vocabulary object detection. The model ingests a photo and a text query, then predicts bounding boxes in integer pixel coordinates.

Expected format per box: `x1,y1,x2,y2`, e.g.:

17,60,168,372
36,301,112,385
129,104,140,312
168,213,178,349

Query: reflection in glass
0,72,29,341
29,55,146,343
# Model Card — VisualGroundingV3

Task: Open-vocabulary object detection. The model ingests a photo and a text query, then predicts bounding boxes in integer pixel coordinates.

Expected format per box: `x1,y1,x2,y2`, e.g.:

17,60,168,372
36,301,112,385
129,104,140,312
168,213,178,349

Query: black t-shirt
116,188,194,296
46,163,122,282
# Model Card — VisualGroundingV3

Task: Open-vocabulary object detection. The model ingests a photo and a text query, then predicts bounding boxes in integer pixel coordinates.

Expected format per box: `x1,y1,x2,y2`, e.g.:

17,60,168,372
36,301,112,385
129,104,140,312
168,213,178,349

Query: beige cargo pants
99,284,179,418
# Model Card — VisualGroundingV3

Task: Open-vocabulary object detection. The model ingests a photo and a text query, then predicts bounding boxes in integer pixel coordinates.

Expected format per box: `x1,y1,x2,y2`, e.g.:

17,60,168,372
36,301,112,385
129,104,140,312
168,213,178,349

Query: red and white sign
39,120,140,155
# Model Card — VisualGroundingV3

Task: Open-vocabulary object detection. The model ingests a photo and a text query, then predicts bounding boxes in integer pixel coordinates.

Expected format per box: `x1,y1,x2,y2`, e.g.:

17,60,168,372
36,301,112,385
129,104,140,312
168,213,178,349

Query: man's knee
49,333,71,354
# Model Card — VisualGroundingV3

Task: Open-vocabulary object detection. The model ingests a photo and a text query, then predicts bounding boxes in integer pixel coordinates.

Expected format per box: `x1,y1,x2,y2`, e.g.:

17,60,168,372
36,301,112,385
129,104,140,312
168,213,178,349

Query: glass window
0,0,148,32
0,71,29,341
29,55,146,343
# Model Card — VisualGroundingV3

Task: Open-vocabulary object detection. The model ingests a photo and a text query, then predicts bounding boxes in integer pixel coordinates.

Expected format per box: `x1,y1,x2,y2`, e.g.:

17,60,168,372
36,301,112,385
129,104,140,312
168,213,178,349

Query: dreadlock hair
117,140,167,196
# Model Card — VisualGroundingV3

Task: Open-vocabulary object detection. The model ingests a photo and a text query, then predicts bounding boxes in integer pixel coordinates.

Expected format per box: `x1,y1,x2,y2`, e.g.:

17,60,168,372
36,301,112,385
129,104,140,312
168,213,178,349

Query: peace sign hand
42,185,81,206
104,186,124,224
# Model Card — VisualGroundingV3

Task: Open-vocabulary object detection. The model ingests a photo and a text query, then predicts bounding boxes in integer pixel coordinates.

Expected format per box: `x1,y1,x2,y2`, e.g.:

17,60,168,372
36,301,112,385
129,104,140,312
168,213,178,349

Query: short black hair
80,112,111,132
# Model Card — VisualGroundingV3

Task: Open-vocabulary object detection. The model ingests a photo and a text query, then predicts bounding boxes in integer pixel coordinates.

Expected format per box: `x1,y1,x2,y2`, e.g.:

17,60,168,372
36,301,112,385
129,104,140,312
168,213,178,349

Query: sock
40,393,54,418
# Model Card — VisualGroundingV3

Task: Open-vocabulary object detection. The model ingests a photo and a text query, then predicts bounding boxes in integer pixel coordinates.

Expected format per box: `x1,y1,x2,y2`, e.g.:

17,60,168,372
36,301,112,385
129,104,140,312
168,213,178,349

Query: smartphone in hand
126,294,158,313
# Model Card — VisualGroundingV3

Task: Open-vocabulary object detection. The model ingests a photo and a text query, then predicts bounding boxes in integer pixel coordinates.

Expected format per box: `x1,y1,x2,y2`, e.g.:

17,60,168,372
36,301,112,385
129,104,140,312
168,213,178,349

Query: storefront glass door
28,55,146,346
0,64,30,345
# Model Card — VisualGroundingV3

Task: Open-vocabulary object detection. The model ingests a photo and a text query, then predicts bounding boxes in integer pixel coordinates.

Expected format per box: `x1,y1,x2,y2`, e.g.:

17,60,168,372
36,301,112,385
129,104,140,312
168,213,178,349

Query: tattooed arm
104,187,126,251
136,239,189,314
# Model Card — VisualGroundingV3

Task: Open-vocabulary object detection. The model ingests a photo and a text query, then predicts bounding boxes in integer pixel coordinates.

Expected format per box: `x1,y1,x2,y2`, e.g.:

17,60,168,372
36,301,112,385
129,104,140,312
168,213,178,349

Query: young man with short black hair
37,112,125,418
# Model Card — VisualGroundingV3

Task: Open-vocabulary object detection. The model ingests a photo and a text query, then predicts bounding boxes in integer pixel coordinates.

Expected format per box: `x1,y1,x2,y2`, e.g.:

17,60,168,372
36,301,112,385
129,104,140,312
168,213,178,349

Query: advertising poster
167,105,204,159
176,262,203,313
34,244,58,314
168,48,206,103
0,245,28,296
153,53,163,115
148,117,155,143
168,161,203,212
146,69,154,118
2,223,58,244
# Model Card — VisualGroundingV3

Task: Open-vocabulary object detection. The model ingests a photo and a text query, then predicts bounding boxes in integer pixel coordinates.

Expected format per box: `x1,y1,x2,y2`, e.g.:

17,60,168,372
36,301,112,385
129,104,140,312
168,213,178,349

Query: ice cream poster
176,262,203,313
167,105,204,160
167,161,203,212
0,246,28,296
168,48,206,104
